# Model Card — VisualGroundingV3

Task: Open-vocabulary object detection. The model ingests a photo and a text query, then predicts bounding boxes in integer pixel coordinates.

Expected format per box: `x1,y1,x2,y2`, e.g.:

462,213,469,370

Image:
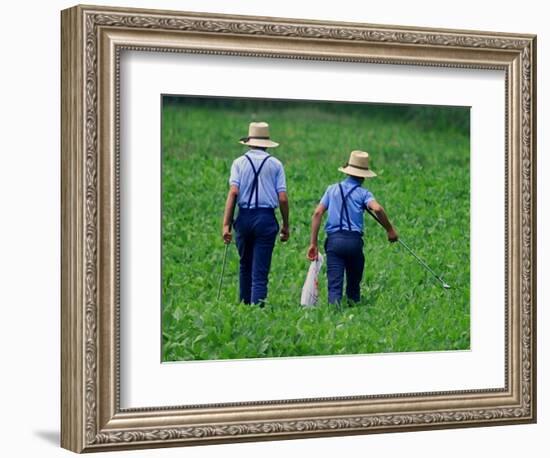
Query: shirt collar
247,148,268,156
344,175,363,186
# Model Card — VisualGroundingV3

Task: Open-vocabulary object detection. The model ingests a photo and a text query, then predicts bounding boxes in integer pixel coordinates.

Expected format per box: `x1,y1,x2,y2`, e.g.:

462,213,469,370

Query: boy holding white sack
307,150,398,305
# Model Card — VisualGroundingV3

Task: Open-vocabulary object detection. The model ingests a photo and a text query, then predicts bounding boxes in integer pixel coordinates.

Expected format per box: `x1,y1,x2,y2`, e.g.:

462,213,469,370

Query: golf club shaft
365,208,449,288
216,243,229,300
396,238,448,287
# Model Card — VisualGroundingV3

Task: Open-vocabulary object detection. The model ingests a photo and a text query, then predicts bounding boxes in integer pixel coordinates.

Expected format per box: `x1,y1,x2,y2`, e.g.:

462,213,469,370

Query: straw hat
239,122,279,148
338,150,377,178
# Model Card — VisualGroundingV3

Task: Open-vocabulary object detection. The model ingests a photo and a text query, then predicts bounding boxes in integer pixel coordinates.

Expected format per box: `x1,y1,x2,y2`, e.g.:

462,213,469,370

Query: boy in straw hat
222,122,290,306
307,151,398,305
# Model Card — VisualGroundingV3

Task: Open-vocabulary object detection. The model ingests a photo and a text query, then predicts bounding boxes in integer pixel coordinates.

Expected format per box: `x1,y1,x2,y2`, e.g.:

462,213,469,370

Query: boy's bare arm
222,185,239,243
368,200,398,242
278,191,290,242
307,204,326,260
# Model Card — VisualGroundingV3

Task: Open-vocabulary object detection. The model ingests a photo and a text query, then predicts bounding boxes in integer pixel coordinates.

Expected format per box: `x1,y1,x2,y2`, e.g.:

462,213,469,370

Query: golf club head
442,283,451,289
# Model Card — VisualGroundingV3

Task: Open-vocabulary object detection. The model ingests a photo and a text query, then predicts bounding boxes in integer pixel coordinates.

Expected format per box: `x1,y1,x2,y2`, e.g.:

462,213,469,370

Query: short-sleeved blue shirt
229,149,287,209
320,176,375,234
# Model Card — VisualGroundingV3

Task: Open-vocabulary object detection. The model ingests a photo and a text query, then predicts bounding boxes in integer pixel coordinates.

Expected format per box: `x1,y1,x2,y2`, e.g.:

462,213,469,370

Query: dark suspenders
338,183,361,231
243,154,271,209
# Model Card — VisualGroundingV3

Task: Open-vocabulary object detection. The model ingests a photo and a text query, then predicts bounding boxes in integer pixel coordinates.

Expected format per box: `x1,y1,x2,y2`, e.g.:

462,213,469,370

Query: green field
161,97,470,362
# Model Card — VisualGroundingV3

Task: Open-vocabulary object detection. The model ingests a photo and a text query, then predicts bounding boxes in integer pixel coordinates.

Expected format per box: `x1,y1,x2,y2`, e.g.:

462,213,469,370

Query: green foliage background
162,97,470,361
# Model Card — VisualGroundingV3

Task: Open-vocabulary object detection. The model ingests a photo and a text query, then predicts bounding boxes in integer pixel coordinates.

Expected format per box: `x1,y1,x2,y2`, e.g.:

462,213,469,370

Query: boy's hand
387,227,398,243
222,225,232,244
280,225,290,242
307,244,319,261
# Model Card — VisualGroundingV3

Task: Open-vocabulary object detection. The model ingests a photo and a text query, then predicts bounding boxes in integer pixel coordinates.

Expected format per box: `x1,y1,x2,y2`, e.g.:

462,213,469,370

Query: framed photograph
61,4,537,453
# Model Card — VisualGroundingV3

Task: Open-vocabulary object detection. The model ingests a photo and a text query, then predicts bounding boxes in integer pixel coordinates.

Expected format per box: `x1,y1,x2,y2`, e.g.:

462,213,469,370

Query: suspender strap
244,154,271,208
338,183,361,231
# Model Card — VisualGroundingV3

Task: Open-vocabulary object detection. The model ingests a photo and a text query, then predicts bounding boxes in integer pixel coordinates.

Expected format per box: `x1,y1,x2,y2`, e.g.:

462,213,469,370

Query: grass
161,97,470,362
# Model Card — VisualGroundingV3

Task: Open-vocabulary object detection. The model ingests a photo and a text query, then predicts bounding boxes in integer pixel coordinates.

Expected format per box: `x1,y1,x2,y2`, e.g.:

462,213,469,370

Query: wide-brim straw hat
338,150,377,178
239,121,279,148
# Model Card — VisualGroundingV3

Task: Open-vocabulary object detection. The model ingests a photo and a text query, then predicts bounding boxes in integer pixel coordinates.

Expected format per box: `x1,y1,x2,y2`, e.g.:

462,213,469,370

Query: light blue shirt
229,149,287,209
320,176,375,234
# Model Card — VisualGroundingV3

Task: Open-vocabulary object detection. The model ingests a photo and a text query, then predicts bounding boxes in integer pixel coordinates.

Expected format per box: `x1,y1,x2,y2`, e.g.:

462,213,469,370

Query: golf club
216,242,230,300
365,208,451,289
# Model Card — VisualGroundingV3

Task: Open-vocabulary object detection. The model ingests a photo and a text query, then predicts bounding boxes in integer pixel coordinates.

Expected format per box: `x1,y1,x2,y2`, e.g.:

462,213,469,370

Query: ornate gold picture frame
61,4,536,453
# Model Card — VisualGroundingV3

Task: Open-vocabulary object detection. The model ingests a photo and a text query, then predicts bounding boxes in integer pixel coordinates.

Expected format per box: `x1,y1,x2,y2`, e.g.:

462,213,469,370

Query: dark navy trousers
324,231,364,305
234,208,279,305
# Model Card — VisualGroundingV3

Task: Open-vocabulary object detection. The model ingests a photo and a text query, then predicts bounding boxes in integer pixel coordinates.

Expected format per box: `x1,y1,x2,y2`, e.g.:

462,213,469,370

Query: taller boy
308,150,398,305
222,122,290,306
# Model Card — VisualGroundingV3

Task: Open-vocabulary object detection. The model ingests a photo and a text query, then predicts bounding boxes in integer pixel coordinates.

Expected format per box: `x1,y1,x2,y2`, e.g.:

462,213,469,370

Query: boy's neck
345,175,364,185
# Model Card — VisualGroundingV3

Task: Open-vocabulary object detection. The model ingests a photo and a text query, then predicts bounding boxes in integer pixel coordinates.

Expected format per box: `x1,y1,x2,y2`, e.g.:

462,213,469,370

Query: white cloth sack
300,253,324,307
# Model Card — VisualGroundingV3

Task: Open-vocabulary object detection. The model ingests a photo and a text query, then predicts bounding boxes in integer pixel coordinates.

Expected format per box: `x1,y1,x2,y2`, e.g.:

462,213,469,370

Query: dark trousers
325,231,364,305
234,208,279,305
